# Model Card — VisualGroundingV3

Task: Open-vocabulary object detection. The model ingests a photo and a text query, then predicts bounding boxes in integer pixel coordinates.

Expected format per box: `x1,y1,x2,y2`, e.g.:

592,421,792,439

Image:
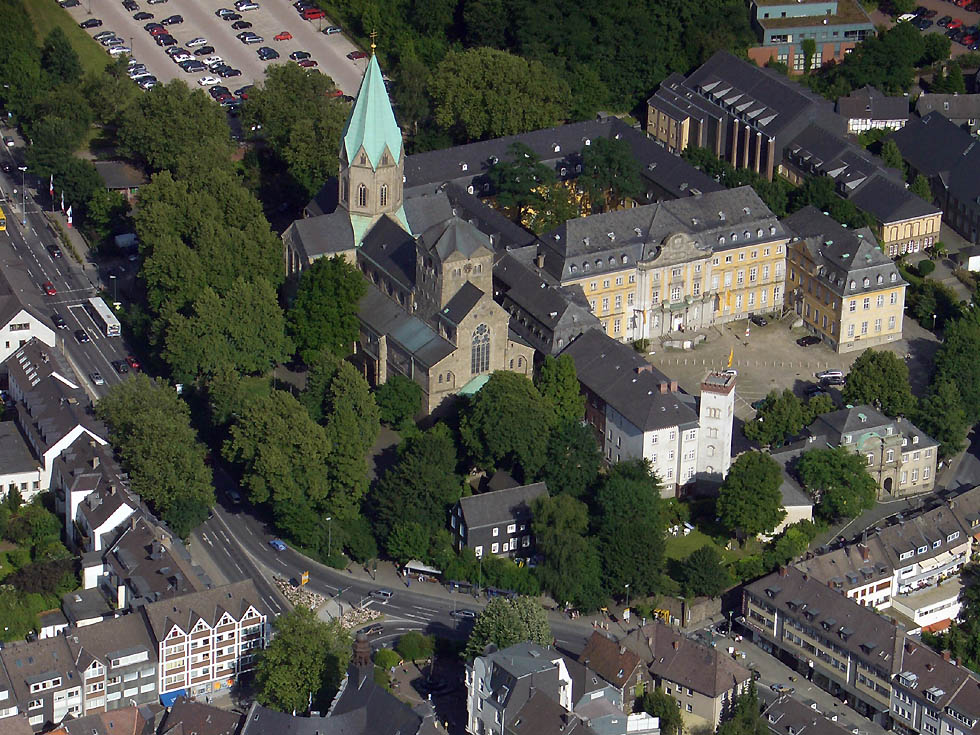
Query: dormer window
584,139,591,146
890,272,897,282
877,274,883,284
850,280,856,289
863,277,870,287
843,434,851,444
554,144,561,152
461,162,468,171
912,435,919,445
918,545,928,554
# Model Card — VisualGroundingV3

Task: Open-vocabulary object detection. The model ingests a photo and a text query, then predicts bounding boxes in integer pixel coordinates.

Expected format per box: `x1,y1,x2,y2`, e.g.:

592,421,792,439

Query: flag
66,206,72,228
49,174,53,197
60,191,64,213
727,347,734,368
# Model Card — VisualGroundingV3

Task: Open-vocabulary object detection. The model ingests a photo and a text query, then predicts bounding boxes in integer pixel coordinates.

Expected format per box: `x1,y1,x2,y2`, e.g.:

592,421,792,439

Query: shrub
917,259,936,277
373,648,402,670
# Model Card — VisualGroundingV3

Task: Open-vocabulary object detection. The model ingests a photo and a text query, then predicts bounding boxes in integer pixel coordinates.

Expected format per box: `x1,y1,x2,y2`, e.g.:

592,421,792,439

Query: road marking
201,533,213,546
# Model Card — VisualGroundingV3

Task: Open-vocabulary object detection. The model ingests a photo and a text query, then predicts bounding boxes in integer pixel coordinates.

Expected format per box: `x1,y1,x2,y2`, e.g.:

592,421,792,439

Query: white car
235,0,259,9
202,56,222,66
197,75,220,86
108,46,132,56
130,70,152,80
171,52,192,63
186,37,207,47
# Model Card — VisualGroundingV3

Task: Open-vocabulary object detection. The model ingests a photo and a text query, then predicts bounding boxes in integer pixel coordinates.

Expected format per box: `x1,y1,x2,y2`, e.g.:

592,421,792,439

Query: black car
821,376,846,386
52,313,67,329
59,0,80,7
145,22,164,31
234,85,253,97
289,50,311,60
156,34,177,46
210,85,232,98
112,360,130,374
194,45,216,56
231,20,252,29
749,314,768,327
221,68,242,78
257,46,279,60
179,60,206,71
133,11,153,19
48,245,62,258
938,15,952,26
122,0,138,9
80,18,103,28
161,14,183,24
223,11,243,20
804,385,829,399
75,329,90,344
796,335,821,347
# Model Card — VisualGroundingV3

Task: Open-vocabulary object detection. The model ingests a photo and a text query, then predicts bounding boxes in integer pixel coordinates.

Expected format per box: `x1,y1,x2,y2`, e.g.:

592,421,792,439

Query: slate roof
0,715,33,735
893,637,980,723
66,612,156,673
78,484,133,534
836,86,910,122
890,111,975,178
328,664,438,735
578,632,643,690
915,93,980,122
762,692,854,735
420,216,492,261
850,174,939,223
444,183,539,250
159,698,242,735
947,143,980,207
458,483,549,530
807,404,937,452
624,622,751,697
93,161,148,190
62,588,113,625
561,329,698,434
508,691,595,735
948,484,980,538
284,211,355,261
358,215,418,290
358,288,455,368
0,636,77,705
51,709,151,735
341,53,402,170
439,281,485,326
0,421,37,474
141,579,265,642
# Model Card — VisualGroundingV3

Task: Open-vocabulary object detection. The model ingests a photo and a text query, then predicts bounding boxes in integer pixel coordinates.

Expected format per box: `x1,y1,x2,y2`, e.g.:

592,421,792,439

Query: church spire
340,44,402,172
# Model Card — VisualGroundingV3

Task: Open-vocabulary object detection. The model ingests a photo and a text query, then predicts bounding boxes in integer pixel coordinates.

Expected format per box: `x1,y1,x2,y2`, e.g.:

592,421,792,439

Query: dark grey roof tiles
141,580,266,642
915,93,980,122
458,483,549,530
358,215,418,290
358,288,455,367
890,112,975,178
836,86,910,123
439,281,485,326
285,212,355,261
0,422,37,474
420,217,491,261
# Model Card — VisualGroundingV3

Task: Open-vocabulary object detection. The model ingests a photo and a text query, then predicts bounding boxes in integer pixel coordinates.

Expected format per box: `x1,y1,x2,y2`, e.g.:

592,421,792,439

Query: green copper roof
341,54,402,171
459,373,491,396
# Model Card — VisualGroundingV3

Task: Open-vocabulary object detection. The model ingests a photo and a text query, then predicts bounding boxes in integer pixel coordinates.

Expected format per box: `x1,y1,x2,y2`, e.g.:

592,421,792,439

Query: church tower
338,45,409,244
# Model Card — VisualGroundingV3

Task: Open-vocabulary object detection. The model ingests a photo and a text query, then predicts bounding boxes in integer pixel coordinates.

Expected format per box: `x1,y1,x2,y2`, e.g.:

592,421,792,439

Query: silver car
90,371,105,386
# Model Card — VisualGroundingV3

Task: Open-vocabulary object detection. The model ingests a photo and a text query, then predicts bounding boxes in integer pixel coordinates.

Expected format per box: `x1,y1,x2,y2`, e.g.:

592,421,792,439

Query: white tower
696,371,736,483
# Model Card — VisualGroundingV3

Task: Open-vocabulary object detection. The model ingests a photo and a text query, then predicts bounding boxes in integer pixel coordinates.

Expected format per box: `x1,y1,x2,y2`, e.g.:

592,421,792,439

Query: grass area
665,527,763,564
24,0,108,77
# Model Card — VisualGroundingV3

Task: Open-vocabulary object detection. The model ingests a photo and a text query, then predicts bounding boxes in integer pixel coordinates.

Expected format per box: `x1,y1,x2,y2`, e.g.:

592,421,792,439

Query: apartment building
451,482,549,559
742,567,900,724
783,207,906,352
141,581,269,704
890,638,980,735
0,271,56,369
0,637,83,731
578,632,649,712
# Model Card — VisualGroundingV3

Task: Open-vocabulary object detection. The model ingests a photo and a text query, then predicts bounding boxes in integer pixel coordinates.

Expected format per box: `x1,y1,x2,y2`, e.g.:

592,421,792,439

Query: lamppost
325,516,332,559
17,165,26,226
109,275,117,305
932,313,937,331
624,583,631,629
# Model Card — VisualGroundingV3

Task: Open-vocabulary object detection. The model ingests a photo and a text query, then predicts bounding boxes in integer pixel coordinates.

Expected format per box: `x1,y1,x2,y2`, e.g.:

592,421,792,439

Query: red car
126,355,141,370
298,59,318,67
42,281,57,296
347,50,367,60
301,7,325,19
274,30,292,40
948,17,963,28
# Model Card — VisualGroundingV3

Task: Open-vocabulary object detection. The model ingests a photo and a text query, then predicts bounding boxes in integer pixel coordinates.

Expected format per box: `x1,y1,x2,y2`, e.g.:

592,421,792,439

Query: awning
160,689,187,707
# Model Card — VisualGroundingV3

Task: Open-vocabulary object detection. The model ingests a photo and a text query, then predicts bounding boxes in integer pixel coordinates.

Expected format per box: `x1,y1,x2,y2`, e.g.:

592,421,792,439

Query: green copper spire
341,52,402,171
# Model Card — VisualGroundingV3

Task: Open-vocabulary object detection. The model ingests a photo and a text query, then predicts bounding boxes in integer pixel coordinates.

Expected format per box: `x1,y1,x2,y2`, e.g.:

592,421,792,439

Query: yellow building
784,207,906,353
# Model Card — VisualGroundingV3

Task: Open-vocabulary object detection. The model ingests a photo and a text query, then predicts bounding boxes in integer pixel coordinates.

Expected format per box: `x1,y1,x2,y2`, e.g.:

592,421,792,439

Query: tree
934,311,980,422
386,521,430,563
396,631,435,662
539,419,602,499
679,544,733,598
429,47,570,141
256,607,352,713
84,56,140,126
802,393,835,426
460,372,555,479
914,380,969,458
374,648,402,671
523,182,580,234
717,684,767,735
797,447,877,520
117,80,234,178
371,424,461,545
373,375,423,427
579,137,644,212
910,174,932,202
801,38,817,72
534,354,585,425
641,688,683,735
465,596,552,658
843,349,916,417
532,495,606,610
717,452,785,539
85,189,130,245
40,28,82,86
595,460,666,596
287,256,367,363
880,139,905,173
743,389,806,447
488,143,556,219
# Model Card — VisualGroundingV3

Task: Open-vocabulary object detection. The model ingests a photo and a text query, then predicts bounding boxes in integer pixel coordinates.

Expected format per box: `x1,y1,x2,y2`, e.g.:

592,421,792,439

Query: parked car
231,20,252,29
198,76,220,86
236,1,260,10
450,609,477,619
222,11,242,20
133,11,153,20
94,30,116,40
815,369,843,380
126,355,141,370
323,25,342,34
2,136,15,148
822,376,846,386
796,335,821,347
122,0,138,10
193,45,216,56
269,539,287,552
770,684,794,694
347,50,368,60
186,37,208,47
297,59,318,68
938,15,953,26
301,7,325,19
161,14,183,24
113,360,129,374
257,46,279,60
749,314,768,327
289,50,311,60
274,31,292,40
216,7,237,17
804,385,829,399
80,18,103,28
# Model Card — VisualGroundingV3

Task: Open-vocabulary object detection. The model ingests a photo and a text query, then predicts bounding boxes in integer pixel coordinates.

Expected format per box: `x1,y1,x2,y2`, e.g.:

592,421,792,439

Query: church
282,51,535,415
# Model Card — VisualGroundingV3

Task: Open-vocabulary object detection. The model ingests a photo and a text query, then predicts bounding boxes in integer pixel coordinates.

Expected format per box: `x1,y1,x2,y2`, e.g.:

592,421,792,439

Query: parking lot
63,0,368,95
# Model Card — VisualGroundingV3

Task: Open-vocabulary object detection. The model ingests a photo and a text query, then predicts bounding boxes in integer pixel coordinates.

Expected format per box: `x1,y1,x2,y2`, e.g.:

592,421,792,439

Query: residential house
158,697,242,735
62,588,114,628
742,566,900,724
762,692,857,735
960,245,980,273
562,329,735,492
0,665,18,721
92,162,148,205
0,715,32,735
804,405,938,498
947,484,980,552
451,482,549,559
0,272,56,373
579,632,650,712
0,636,84,731
56,438,133,551
890,112,980,245
45,707,153,735
623,622,751,730
837,86,910,134
0,422,41,507
914,94,980,135
783,207,906,352
647,51,844,180
772,473,814,538
141,580,269,704
746,0,876,72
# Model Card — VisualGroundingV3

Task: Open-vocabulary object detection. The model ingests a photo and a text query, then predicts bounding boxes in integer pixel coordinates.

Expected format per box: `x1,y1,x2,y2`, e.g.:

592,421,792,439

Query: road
0,143,134,398
64,0,367,94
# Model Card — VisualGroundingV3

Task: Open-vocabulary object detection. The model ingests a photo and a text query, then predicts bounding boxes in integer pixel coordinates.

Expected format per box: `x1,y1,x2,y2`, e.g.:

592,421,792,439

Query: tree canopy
287,256,367,363
842,349,916,417
797,447,877,521
579,137,644,212
933,310,980,423
717,452,786,539
914,379,969,458
538,419,602,499
487,143,557,218
641,688,684,735
465,596,552,658
373,375,423,427
678,544,733,598
534,354,585,425
532,494,606,610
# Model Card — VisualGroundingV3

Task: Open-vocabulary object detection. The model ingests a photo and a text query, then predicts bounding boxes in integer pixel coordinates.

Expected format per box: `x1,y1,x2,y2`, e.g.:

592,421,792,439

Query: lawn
665,528,761,564
24,0,108,76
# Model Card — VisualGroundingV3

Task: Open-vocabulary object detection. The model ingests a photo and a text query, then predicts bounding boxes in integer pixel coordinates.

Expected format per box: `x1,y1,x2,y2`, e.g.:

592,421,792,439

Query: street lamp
624,583,631,628
325,516,332,559
17,165,26,226
109,275,117,304
932,313,937,331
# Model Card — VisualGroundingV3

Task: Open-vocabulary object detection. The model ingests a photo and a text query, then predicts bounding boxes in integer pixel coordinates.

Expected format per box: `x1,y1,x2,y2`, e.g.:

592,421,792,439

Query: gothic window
471,324,490,375
438,374,443,384
357,184,367,208
359,153,366,165
380,184,388,207
342,177,348,202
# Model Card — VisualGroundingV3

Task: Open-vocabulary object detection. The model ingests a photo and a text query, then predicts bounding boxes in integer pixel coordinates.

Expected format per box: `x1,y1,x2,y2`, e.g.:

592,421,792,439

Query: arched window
357,184,367,208
471,324,490,375
379,184,388,207
342,177,348,202
438,374,443,384
517,357,524,368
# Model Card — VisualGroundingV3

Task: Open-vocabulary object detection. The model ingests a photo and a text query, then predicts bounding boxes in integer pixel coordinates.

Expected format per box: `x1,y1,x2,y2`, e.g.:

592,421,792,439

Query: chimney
535,253,545,269
635,364,653,374
673,640,680,650
659,382,669,394
670,380,678,392
91,456,100,470
942,650,951,662
858,543,870,562
779,566,789,577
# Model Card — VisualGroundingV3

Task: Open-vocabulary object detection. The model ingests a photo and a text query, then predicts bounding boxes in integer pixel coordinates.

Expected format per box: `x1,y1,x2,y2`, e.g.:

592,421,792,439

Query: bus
86,297,121,337
0,203,6,232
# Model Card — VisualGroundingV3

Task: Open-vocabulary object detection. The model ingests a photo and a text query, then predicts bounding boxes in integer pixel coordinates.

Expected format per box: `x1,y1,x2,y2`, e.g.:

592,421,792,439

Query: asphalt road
65,0,367,94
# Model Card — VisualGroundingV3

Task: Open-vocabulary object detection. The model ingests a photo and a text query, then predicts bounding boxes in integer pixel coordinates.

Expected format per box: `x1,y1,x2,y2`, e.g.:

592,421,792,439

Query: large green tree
717,684,767,735
287,256,367,364
40,28,82,86
532,494,606,610
842,349,915,417
743,389,806,447
465,596,552,658
797,447,877,520
96,375,214,537
534,354,585,424
373,374,423,427
933,310,980,422
679,544,733,598
641,688,684,735
256,607,351,713
539,419,602,499
429,47,570,141
595,460,666,596
460,371,555,479
717,452,786,539
487,142,556,218
579,137,644,212
914,379,969,458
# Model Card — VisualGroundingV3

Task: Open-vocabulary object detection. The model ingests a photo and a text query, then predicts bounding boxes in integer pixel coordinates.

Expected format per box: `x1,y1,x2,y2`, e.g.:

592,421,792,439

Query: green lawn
665,528,761,564
24,1,108,76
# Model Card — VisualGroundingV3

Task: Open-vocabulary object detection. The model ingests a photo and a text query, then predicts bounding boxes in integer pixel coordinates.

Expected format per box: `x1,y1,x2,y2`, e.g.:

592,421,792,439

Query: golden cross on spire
369,29,377,54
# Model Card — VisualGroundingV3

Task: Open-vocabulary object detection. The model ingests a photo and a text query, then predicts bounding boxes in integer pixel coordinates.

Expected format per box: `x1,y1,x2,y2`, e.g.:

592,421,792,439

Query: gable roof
141,580,265,642
807,404,937,451
160,697,242,735
439,281,485,326
341,53,402,170
66,607,156,673
890,112,976,178
836,86,909,122
578,632,643,690
93,161,148,190
357,288,455,368
508,691,595,735
915,93,980,121
458,483,549,530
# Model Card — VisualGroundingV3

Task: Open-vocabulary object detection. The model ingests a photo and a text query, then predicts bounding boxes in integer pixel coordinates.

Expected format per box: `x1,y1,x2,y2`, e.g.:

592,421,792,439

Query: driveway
64,0,367,94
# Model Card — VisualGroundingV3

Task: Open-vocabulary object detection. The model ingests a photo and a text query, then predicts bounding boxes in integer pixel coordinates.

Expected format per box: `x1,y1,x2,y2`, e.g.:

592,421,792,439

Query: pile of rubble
340,606,382,630
273,575,326,610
